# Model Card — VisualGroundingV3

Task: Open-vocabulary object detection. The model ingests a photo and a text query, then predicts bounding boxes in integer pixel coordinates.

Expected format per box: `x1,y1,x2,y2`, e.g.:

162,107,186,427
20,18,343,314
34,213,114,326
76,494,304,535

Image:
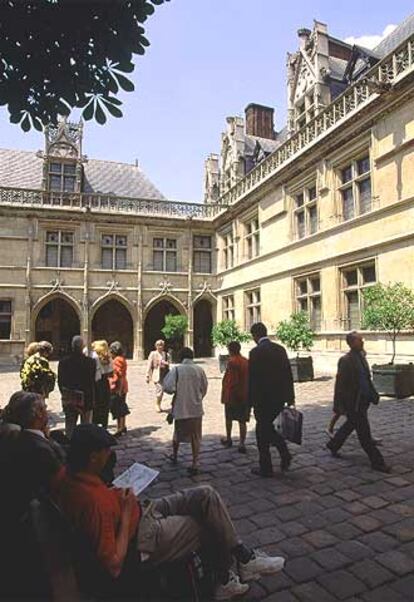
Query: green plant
161,314,188,345
0,0,169,130
275,312,315,356
211,320,250,349
362,282,414,364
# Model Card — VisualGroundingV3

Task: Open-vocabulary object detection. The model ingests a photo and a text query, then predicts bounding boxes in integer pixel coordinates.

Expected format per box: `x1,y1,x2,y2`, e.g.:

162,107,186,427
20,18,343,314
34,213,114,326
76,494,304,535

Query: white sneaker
239,549,285,582
214,570,249,600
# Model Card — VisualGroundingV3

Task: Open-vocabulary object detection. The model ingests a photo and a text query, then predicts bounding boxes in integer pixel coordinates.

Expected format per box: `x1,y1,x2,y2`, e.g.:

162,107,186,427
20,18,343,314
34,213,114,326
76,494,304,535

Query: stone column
186,218,193,348
136,229,144,359
82,216,90,347
25,217,35,346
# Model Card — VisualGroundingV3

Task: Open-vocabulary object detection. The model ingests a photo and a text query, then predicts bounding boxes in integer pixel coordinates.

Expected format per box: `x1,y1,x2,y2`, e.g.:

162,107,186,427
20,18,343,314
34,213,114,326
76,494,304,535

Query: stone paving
2,359,414,601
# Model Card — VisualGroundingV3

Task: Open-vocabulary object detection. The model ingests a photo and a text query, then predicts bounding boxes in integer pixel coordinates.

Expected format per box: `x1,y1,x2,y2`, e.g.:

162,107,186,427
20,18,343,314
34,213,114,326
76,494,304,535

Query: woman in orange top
220,341,250,453
109,341,130,437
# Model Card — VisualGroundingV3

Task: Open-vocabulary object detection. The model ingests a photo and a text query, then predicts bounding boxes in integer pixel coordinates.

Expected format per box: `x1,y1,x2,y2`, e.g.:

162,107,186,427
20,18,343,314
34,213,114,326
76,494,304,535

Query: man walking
248,322,295,477
327,331,390,472
58,335,96,438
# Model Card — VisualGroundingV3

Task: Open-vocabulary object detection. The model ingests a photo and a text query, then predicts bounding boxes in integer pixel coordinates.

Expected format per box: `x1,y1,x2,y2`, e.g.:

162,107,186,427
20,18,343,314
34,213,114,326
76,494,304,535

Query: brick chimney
245,103,275,139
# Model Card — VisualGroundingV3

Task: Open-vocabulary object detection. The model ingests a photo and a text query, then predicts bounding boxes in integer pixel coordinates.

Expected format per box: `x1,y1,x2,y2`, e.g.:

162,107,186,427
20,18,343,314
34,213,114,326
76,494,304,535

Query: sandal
238,444,247,454
187,466,199,476
165,453,178,465
220,437,233,448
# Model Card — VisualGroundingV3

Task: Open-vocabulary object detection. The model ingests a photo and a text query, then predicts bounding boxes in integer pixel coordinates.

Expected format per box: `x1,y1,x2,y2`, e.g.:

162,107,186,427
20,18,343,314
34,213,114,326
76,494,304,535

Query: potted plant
362,282,414,399
275,312,315,382
211,320,250,372
161,314,188,363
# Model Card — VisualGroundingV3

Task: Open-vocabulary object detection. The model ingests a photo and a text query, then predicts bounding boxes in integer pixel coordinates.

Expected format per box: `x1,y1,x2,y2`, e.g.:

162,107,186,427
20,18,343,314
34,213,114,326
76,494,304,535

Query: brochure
113,462,159,495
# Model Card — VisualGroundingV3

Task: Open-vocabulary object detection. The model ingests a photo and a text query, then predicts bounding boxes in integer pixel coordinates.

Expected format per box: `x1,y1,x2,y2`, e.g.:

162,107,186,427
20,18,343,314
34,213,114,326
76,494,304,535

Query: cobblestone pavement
2,359,414,601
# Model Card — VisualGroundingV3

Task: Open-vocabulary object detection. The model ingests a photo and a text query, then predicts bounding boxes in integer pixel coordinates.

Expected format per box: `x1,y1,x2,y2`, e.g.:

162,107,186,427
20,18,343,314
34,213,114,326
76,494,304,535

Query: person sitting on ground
108,341,130,437
146,339,170,412
220,341,250,454
0,391,66,521
55,423,286,601
20,340,56,399
163,347,208,475
58,335,97,439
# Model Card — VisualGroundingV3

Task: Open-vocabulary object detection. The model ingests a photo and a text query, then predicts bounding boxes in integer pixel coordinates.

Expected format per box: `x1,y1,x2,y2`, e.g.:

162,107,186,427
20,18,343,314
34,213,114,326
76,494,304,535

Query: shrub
211,320,250,349
275,312,315,355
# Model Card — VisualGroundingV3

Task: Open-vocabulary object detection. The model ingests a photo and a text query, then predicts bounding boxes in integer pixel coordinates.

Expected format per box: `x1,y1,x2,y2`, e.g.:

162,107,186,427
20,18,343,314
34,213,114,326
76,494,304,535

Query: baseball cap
70,424,118,453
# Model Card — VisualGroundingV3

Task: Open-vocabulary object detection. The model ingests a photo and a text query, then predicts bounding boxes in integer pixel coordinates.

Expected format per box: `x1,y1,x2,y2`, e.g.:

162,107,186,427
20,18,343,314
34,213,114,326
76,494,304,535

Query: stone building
1,15,414,367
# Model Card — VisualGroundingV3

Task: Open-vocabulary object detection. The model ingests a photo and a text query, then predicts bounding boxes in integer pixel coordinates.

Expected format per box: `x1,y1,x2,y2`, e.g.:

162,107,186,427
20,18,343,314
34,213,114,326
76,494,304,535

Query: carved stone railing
219,34,414,207
0,187,225,220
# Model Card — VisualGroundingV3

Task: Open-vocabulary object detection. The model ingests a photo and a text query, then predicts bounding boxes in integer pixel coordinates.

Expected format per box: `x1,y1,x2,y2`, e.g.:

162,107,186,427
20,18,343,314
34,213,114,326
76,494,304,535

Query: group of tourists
18,335,130,438
0,321,391,600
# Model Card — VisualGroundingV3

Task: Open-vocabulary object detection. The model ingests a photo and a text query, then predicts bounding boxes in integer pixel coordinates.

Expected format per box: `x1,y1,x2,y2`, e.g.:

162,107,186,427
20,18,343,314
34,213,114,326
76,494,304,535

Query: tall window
341,261,376,329
48,162,76,193
0,300,12,339
245,289,261,329
245,217,260,260
46,231,73,267
193,235,212,273
295,274,322,330
223,231,234,270
293,184,318,239
101,234,127,270
222,295,235,321
339,155,372,220
153,238,177,272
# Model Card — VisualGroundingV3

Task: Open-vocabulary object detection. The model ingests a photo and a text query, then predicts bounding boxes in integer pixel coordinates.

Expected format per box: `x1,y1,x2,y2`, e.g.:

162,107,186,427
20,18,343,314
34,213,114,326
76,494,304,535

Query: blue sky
0,1,413,201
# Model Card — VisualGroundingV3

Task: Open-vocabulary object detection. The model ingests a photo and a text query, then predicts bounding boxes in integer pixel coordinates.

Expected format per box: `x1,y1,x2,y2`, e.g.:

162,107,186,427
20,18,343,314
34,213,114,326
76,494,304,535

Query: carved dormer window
48,161,76,193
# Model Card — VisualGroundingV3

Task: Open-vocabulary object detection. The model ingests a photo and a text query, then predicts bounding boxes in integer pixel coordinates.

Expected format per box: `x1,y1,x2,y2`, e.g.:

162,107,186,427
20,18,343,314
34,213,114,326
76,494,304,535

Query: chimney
297,27,311,49
245,103,275,139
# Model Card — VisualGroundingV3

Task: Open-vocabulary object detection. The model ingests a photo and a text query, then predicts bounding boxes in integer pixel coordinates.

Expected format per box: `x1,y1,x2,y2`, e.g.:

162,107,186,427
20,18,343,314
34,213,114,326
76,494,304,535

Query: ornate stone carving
158,277,173,295
50,273,65,292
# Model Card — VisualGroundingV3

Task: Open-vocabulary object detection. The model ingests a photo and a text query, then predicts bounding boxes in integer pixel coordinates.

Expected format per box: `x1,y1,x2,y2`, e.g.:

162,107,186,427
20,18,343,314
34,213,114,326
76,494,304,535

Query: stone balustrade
0,187,226,220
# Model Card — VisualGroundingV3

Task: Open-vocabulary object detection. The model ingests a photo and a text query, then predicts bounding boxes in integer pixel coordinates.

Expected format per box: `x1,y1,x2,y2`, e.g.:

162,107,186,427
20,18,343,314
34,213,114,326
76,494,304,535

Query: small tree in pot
211,320,250,372
275,312,315,382
161,314,188,363
362,282,414,398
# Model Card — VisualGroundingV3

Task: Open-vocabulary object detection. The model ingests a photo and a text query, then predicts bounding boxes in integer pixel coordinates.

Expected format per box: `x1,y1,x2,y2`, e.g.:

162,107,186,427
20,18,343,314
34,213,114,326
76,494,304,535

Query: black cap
70,424,118,454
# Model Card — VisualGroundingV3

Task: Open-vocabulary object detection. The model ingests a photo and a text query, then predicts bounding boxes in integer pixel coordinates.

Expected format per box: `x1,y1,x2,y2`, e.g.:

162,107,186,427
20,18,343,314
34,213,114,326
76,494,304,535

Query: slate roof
0,148,165,200
374,13,414,58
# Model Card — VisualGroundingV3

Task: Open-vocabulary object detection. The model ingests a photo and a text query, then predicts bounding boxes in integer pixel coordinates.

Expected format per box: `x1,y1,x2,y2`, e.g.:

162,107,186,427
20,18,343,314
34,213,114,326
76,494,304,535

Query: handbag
61,387,85,412
275,406,303,445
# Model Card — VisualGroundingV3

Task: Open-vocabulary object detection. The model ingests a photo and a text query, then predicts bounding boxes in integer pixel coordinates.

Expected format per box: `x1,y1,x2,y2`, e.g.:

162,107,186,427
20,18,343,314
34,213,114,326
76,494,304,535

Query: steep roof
374,13,414,58
0,148,165,200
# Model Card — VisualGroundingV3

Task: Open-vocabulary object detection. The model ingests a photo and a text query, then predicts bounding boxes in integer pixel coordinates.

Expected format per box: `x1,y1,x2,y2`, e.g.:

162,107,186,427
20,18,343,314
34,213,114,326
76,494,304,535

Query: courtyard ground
2,358,414,601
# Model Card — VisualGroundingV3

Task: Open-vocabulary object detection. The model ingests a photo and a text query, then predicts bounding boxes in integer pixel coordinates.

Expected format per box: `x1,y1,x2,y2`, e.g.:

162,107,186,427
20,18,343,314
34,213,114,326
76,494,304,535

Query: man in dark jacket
327,331,390,472
248,322,295,477
58,335,96,438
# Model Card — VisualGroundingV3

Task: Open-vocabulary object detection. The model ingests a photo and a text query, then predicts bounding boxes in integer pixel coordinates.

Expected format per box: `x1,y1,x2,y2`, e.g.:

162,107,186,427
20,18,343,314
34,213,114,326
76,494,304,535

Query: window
48,162,76,193
193,235,212,273
338,154,372,220
293,184,318,239
153,238,177,272
295,274,322,330
341,261,376,329
0,300,12,339
245,289,261,329
222,295,235,321
46,231,73,267
223,231,234,270
101,234,127,270
245,217,260,260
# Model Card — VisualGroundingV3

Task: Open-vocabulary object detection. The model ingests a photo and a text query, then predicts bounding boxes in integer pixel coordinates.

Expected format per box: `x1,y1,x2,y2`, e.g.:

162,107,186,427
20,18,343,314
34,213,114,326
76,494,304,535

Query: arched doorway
193,299,213,357
144,300,182,358
92,299,134,358
34,297,81,358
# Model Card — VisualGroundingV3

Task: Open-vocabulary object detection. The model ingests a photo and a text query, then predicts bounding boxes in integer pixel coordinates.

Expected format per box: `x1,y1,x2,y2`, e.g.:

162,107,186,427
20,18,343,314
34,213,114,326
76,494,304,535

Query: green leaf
82,100,95,121
95,101,107,125
104,102,123,118
21,114,31,132
114,72,135,92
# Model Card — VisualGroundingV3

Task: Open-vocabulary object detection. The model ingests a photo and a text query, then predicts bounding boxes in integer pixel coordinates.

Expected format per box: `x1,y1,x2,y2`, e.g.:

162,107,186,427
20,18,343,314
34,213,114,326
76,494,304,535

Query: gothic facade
1,16,414,367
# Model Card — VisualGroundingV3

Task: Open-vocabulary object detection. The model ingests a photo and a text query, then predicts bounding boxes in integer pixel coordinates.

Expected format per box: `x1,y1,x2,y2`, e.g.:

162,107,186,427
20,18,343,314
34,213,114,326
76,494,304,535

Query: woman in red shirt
220,341,250,453
108,341,130,437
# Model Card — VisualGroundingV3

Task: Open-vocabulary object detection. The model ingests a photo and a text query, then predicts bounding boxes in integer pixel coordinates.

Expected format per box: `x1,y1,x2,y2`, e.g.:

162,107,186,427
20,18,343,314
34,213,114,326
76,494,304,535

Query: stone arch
193,298,214,357
143,298,186,358
91,297,134,359
33,292,81,359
